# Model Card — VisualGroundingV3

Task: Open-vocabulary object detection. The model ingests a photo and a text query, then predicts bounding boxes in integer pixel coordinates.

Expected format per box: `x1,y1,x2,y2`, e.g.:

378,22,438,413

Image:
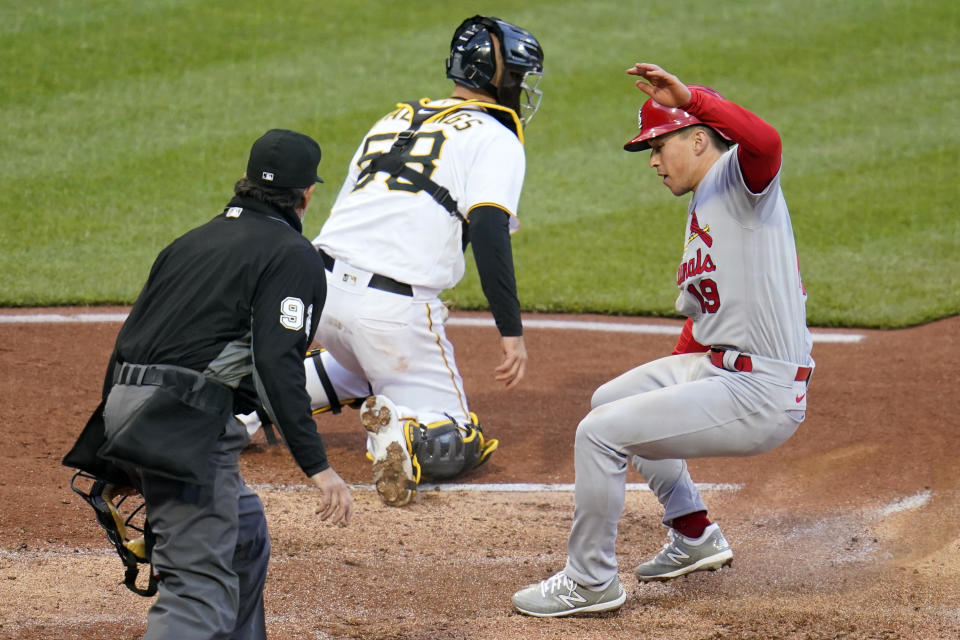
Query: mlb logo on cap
246,129,324,188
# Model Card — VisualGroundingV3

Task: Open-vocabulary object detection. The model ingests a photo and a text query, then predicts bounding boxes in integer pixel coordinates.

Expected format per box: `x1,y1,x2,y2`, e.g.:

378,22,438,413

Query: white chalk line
0,312,864,342
0,312,130,324
876,489,932,517
248,481,742,493
451,317,863,343
1,487,931,559
3,613,149,631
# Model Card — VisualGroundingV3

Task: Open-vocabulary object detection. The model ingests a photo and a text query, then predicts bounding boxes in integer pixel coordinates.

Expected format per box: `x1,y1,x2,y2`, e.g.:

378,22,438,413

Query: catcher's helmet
446,15,544,125
623,85,731,152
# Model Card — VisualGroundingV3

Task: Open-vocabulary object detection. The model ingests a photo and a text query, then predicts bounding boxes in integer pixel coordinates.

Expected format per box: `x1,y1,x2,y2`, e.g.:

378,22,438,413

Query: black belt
319,250,413,297
114,362,196,387
113,363,233,411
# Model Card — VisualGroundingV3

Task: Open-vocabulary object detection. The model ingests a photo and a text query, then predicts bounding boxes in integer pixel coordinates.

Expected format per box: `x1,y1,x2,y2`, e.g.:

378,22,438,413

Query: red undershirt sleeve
672,317,710,355
682,88,782,193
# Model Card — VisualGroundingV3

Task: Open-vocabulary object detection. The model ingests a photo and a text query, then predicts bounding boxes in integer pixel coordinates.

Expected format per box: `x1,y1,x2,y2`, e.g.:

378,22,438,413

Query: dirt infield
1,308,957,639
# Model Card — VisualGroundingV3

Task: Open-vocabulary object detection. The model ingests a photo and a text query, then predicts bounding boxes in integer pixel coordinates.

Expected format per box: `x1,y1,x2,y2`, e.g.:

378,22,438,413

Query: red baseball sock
671,511,711,539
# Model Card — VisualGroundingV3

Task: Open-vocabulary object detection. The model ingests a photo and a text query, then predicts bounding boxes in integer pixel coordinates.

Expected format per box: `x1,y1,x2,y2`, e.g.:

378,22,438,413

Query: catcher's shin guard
70,471,157,596
407,413,498,481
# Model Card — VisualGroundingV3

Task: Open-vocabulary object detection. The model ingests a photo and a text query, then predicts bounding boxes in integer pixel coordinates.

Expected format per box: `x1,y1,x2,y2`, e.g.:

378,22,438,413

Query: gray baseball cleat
360,395,417,507
512,571,626,617
634,523,733,582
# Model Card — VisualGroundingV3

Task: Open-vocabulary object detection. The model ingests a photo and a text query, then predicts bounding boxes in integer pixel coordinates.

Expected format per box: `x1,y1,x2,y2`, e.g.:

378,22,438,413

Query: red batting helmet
623,85,731,152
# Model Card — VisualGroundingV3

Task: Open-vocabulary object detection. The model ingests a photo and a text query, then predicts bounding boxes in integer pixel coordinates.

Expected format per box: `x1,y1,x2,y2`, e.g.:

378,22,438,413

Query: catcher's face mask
501,69,543,126
70,471,157,596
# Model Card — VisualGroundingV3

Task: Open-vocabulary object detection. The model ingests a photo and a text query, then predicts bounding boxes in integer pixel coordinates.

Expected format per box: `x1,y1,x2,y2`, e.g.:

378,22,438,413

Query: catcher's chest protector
357,99,522,223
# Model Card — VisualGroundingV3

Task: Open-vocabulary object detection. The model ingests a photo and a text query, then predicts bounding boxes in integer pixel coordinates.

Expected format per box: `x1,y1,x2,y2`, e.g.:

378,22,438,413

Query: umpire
78,129,353,639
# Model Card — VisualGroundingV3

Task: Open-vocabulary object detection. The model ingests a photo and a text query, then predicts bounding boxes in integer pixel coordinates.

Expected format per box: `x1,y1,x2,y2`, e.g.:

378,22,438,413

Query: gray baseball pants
139,417,270,640
564,352,805,588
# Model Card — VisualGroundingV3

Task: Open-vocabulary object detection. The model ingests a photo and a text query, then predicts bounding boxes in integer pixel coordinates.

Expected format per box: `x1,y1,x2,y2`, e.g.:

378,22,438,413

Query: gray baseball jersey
676,148,812,368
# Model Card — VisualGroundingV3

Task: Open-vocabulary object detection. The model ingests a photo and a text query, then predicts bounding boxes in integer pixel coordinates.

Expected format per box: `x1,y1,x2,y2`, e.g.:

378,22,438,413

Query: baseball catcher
239,15,545,507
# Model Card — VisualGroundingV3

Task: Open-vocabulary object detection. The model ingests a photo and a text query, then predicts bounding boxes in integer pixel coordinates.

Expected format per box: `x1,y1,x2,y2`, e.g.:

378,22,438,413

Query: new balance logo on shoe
512,571,626,618
664,548,690,565
635,524,734,582
558,591,587,609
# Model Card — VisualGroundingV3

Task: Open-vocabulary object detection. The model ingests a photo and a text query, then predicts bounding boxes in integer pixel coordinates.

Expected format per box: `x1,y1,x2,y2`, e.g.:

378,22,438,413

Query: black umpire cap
247,129,324,188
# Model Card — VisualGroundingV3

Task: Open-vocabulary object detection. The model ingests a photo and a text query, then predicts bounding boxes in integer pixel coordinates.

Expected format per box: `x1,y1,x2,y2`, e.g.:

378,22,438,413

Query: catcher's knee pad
407,413,498,481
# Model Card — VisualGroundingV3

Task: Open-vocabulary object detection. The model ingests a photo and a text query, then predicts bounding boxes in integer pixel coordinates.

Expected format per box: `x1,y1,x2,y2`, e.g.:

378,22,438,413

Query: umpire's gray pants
139,417,270,640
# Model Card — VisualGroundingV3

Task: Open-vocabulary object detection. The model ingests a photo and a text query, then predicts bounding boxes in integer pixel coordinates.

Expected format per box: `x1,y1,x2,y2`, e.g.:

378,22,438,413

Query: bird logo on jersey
685,211,713,249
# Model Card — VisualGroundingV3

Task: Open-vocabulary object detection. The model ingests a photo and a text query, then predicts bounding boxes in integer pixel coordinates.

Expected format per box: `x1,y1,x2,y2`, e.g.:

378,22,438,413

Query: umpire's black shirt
105,194,329,475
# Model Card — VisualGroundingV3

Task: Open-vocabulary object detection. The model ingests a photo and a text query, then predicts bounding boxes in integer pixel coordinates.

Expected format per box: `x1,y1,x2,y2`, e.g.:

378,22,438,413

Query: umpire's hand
310,467,354,525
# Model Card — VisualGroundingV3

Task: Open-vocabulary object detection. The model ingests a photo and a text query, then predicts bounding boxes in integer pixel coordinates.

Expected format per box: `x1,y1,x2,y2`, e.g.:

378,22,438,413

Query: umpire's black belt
318,250,413,297
113,363,233,411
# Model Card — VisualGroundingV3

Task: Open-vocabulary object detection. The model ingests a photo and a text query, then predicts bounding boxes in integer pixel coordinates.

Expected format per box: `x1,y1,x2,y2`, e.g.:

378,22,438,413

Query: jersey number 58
354,131,446,194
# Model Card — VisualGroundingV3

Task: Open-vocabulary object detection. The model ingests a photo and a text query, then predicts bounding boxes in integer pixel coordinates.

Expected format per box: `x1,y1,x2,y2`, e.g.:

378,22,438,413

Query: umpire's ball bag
98,371,232,485
62,401,136,487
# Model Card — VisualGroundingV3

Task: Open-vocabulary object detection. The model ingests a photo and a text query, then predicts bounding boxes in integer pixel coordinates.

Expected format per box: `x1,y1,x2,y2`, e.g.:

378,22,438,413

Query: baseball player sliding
512,63,814,617
240,16,544,508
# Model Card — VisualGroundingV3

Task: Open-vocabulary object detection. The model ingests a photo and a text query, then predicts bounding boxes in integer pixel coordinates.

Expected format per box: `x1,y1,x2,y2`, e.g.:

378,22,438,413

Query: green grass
1,0,957,327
